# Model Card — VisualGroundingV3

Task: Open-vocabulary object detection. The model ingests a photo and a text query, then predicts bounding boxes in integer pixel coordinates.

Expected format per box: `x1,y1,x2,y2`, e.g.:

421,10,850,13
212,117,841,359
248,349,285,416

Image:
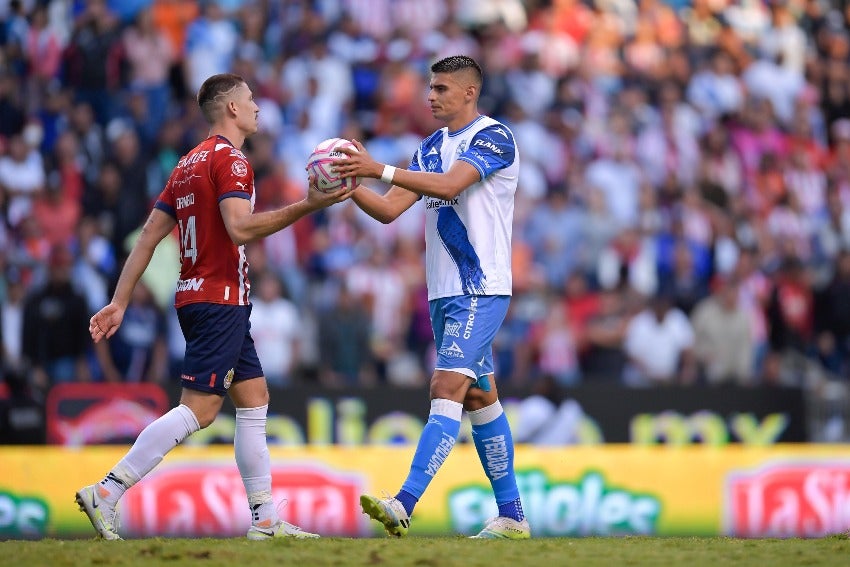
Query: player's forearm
351,186,398,224
111,242,156,309
382,168,465,200
231,199,319,244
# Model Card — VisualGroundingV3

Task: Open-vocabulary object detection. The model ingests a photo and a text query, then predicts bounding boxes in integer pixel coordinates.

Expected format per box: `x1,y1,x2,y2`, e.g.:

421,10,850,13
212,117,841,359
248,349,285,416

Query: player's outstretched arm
336,139,480,200
219,182,352,245
90,208,176,343
352,184,419,224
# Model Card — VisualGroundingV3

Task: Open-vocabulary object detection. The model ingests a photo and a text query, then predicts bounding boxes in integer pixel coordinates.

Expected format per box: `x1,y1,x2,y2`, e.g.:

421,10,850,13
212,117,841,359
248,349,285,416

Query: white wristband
380,165,396,184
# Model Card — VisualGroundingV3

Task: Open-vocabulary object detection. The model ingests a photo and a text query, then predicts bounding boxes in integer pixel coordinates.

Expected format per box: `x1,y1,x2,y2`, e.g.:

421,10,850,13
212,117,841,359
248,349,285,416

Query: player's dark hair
431,55,483,87
197,73,246,124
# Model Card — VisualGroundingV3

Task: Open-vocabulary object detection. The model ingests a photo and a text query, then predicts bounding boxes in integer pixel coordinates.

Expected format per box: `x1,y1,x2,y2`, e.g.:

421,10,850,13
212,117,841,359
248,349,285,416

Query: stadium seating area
1,0,849,394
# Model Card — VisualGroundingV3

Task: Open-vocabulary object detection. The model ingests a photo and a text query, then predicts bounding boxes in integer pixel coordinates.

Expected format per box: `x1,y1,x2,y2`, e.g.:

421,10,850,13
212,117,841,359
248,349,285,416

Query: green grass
2,536,848,567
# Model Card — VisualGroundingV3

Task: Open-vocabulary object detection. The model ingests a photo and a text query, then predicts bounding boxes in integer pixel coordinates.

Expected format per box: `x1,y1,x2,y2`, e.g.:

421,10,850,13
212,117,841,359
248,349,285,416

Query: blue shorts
430,295,509,390
176,303,264,396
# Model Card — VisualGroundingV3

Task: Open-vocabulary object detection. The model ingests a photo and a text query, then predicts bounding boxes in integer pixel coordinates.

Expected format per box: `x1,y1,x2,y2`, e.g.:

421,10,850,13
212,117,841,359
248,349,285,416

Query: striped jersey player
335,55,530,540
155,134,255,307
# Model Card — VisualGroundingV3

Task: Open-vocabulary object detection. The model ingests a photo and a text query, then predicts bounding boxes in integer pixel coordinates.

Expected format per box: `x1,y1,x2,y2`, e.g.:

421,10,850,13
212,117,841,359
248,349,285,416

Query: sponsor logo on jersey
231,160,248,177
426,146,440,156
181,374,195,382
426,197,459,209
177,151,209,168
444,321,461,337
176,193,195,209
473,139,504,155
463,296,478,339
492,127,509,139
229,148,246,159
176,277,204,292
223,368,234,390
439,341,464,358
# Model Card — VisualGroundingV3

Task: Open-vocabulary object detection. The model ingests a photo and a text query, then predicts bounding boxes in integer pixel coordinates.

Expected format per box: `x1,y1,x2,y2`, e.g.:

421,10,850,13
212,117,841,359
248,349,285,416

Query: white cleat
74,484,122,540
246,520,320,540
470,517,531,539
359,494,410,537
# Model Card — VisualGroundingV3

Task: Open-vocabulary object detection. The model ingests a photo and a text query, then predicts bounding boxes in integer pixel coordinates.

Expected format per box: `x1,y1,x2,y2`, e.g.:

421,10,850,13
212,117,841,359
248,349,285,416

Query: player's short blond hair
197,73,246,124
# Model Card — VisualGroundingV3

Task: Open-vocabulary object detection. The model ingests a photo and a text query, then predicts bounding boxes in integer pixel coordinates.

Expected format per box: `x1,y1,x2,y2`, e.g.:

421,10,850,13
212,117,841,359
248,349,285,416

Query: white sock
235,404,277,527
99,404,200,507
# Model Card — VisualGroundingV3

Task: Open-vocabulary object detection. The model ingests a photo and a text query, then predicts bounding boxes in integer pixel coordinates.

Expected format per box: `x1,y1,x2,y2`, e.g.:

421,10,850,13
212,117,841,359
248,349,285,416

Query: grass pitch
2,536,848,567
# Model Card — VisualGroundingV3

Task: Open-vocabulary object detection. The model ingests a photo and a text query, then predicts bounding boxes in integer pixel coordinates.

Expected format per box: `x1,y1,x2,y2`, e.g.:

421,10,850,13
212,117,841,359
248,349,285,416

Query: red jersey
155,135,255,308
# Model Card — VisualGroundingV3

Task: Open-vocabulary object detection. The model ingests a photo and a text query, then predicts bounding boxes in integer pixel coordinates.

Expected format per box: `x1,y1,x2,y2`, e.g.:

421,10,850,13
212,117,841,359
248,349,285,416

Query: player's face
233,83,260,136
428,72,470,124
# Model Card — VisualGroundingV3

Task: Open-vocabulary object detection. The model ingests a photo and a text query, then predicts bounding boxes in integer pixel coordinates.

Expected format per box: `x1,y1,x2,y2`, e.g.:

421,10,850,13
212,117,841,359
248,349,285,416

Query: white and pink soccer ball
307,138,360,193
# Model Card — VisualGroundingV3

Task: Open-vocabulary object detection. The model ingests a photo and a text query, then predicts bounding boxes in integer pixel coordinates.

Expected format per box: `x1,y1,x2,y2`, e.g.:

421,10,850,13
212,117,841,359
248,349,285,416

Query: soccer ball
307,138,360,193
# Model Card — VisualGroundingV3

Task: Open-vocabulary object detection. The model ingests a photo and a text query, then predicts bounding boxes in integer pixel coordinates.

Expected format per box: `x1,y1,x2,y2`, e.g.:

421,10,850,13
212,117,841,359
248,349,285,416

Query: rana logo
449,470,661,536
223,368,234,390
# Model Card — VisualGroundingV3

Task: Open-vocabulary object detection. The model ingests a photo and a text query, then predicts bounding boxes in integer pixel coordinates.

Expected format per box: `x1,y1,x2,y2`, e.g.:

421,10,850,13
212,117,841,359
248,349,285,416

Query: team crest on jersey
232,160,248,177
456,140,467,158
223,368,235,389
444,320,462,337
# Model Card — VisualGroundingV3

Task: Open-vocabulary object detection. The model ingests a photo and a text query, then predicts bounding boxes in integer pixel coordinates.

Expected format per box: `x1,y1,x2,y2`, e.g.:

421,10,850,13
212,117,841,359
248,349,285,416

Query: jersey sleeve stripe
154,200,176,217
217,191,252,202
457,156,486,181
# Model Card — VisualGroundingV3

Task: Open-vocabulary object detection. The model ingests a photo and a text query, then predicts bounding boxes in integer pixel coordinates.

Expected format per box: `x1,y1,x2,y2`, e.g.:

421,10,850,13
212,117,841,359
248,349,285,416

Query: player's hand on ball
305,171,355,207
334,139,380,179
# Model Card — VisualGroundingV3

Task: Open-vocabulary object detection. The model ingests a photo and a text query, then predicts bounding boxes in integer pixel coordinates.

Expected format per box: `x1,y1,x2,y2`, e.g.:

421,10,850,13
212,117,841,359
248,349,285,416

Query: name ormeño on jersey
409,116,518,300
176,193,195,209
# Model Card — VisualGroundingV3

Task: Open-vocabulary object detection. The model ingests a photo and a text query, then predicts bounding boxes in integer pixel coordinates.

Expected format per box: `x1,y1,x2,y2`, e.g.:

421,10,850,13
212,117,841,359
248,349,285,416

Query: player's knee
463,387,495,411
429,371,468,402
194,409,219,429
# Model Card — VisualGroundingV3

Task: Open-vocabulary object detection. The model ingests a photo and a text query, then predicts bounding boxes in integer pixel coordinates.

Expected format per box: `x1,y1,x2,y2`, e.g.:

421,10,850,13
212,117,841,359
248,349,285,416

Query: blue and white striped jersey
409,115,519,300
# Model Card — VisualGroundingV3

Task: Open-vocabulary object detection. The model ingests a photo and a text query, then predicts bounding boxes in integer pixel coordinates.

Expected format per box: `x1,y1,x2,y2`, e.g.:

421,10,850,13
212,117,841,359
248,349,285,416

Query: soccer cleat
246,520,320,540
470,517,531,539
75,484,122,540
359,494,410,537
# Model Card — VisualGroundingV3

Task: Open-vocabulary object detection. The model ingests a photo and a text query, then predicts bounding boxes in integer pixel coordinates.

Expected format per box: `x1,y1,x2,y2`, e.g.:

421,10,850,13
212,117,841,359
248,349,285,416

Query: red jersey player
76,73,352,540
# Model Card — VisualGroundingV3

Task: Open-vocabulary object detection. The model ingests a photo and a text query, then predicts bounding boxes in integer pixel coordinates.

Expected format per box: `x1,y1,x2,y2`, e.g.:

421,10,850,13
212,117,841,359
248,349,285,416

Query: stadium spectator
249,271,301,387
623,291,697,386
22,243,91,388
60,0,124,125
0,132,46,228
691,275,754,385
316,281,373,387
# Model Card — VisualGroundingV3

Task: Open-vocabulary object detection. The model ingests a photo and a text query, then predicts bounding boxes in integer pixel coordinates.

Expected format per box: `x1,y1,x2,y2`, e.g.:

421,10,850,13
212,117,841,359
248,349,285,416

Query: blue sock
470,400,524,522
394,489,418,516
398,399,463,516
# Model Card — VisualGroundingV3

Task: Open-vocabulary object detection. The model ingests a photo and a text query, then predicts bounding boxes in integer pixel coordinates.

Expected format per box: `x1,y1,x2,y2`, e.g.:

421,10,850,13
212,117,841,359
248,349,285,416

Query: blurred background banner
3,445,849,539
45,382,169,445
34,382,806,446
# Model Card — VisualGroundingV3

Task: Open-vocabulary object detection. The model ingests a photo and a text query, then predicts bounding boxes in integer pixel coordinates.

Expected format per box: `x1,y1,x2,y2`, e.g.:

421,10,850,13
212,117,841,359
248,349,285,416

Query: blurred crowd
1,0,850,394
